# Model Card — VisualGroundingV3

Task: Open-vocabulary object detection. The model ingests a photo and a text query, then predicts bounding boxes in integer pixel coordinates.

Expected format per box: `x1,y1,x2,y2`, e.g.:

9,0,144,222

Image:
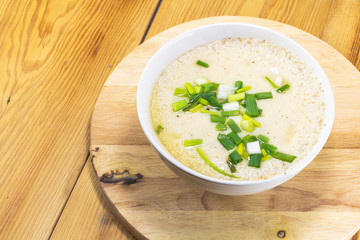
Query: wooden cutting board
90,17,360,240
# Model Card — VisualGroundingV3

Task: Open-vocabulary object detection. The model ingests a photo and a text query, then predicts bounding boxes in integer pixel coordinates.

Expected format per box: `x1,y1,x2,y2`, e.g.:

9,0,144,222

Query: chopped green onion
184,139,203,147
201,92,216,100
265,76,277,89
210,114,226,123
245,94,260,117
227,160,236,173
227,119,241,133
221,110,240,117
261,155,272,162
185,82,196,95
242,135,257,143
229,150,243,164
174,88,187,97
156,125,163,134
240,120,255,132
228,132,242,145
242,150,249,160
207,96,222,110
257,134,269,142
217,133,235,150
242,114,261,127
255,92,273,100
199,109,220,115
216,123,227,131
235,81,243,91
261,149,268,157
236,86,252,93
261,143,277,154
270,151,296,163
194,77,209,85
237,143,244,156
196,148,239,178
194,85,202,94
248,154,262,168
196,60,209,68
199,98,209,105
182,94,201,111
189,104,203,113
172,99,188,112
201,82,219,92
276,84,290,93
227,92,245,102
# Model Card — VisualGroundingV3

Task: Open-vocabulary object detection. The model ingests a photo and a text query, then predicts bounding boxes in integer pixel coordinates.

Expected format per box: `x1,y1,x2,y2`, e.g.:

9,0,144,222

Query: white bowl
137,23,334,195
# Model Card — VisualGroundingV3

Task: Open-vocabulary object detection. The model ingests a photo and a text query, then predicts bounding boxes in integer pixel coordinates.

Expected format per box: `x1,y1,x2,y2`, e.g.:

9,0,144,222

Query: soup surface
151,38,325,181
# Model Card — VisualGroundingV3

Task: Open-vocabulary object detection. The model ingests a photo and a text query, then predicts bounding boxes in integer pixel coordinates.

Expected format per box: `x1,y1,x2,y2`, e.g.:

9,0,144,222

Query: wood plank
91,17,360,239
321,0,360,70
0,0,159,239
146,0,360,71
50,157,135,240
146,0,334,39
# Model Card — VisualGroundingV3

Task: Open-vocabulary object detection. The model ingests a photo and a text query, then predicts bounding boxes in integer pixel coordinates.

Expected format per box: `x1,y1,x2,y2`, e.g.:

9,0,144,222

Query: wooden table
0,0,359,239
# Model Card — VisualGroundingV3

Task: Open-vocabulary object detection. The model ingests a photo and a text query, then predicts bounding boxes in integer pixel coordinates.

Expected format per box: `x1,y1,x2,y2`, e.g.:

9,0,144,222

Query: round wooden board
91,17,360,240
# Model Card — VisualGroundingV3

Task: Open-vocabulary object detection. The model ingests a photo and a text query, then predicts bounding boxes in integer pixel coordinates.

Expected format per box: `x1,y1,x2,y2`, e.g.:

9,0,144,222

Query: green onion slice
217,133,235,150
227,160,237,173
255,92,273,100
261,143,277,154
229,150,243,164
236,86,252,93
221,110,240,117
207,96,222,110
210,114,226,123
184,139,203,147
200,92,216,101
227,119,241,133
185,82,196,95
249,154,262,168
216,123,227,131
265,76,277,89
270,151,296,162
194,85,202,94
245,94,260,117
196,148,239,178
257,134,269,142
242,134,257,143
182,94,201,111
196,60,209,68
240,120,255,132
172,99,188,112
235,81,243,91
156,125,163,134
261,155,272,162
228,132,242,145
199,109,220,115
276,84,290,93
174,88,187,97
199,98,209,106
189,104,203,113
201,82,219,92
228,92,245,102
242,114,261,127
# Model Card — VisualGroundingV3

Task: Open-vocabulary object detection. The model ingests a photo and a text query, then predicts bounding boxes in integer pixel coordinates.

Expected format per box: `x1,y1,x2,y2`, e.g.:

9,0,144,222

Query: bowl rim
137,22,335,186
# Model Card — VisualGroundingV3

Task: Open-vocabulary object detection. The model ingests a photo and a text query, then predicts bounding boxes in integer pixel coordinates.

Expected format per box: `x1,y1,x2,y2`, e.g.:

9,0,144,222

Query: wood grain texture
0,0,159,239
1,0,359,239
91,17,360,239
50,157,136,240
147,0,360,70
